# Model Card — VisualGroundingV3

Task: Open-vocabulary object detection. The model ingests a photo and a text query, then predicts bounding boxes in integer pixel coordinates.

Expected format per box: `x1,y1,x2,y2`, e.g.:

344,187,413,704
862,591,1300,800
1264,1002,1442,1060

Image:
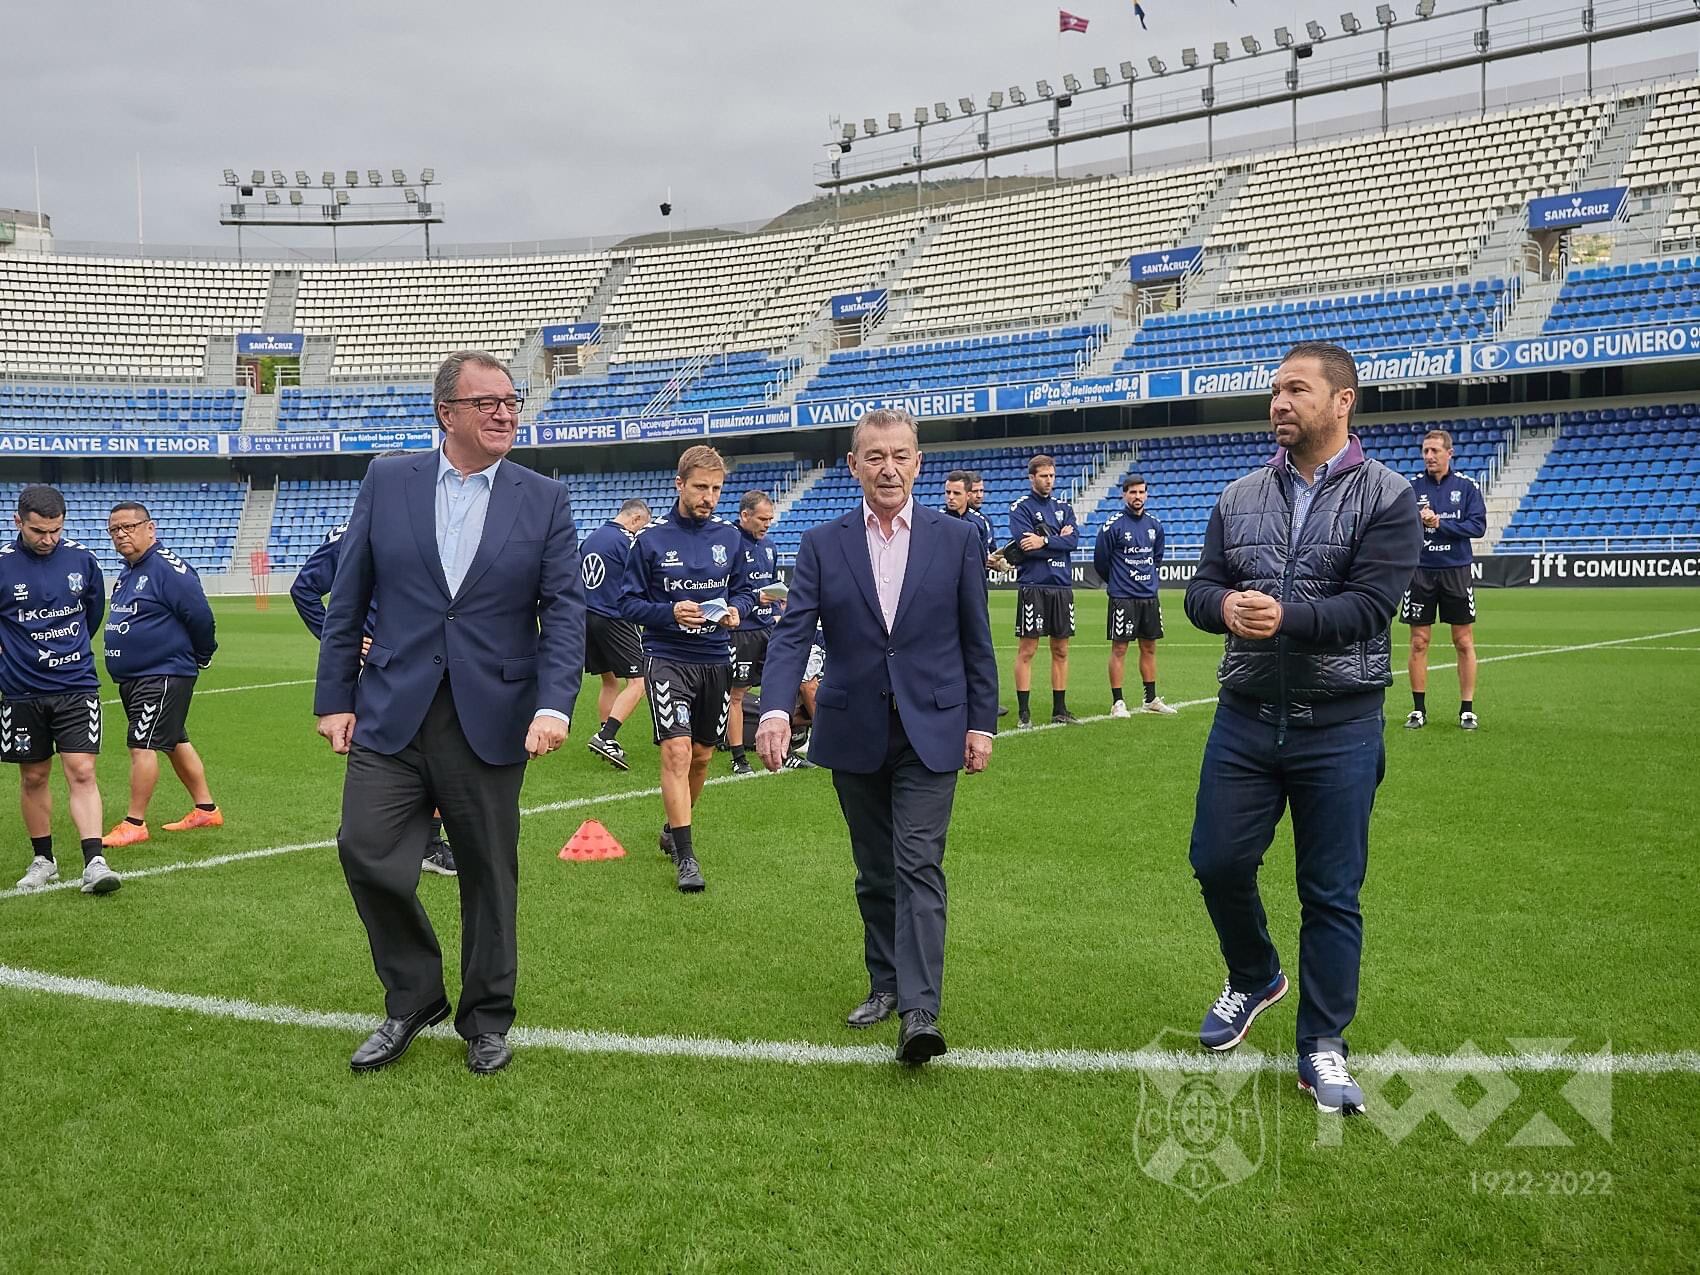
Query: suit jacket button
433,655,443,664
446,612,455,620
886,648,896,657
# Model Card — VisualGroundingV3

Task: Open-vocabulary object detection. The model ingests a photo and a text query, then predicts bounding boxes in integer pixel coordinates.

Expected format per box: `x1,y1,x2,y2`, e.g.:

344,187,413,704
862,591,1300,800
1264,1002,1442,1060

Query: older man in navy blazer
315,350,584,1076
756,408,997,1065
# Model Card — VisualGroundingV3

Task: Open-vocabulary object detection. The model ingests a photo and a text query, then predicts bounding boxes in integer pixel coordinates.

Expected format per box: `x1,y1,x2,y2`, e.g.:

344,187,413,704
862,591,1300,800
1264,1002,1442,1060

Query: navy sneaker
422,842,457,877
1299,1046,1366,1116
1199,971,1288,1051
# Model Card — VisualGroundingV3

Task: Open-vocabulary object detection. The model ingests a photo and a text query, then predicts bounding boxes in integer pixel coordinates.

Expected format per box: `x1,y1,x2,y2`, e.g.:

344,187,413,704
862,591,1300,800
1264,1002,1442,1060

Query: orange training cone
559,819,626,862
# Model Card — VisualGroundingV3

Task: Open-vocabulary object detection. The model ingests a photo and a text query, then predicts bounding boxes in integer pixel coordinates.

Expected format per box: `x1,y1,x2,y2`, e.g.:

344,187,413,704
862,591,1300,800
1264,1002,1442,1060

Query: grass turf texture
0,588,1695,1271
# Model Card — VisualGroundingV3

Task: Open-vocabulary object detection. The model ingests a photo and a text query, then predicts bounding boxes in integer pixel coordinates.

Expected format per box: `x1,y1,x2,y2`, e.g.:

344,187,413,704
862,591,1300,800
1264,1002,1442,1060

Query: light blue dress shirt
1285,437,1352,548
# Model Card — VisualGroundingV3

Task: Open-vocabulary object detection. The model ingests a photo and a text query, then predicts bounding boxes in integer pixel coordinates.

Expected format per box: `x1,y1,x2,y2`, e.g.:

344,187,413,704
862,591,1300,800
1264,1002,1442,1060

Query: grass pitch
1,587,1696,1272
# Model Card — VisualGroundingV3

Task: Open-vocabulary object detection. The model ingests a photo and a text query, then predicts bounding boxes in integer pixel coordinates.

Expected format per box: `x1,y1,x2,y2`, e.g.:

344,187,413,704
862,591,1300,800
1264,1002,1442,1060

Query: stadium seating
538,352,791,423
1211,101,1606,298
268,479,361,569
1500,403,1700,549
0,482,244,575
295,255,607,379
776,441,1107,559
889,169,1218,336
1081,420,1514,553
277,385,433,430
0,384,246,433
1117,280,1512,372
733,213,921,352
1544,256,1700,332
1621,78,1700,249
799,327,1102,402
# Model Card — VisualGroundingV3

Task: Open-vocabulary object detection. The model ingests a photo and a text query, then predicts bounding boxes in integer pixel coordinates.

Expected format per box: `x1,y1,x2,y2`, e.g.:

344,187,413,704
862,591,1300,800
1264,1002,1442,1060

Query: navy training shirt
0,536,105,698
104,541,217,680
579,519,640,620
618,505,758,664
1008,491,1079,588
1093,509,1165,599
1411,468,1487,568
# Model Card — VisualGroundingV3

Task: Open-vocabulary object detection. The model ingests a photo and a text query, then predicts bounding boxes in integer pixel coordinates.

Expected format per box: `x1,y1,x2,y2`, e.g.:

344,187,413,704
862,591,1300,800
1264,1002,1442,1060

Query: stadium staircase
204,334,235,387
300,336,335,387
769,461,831,527
263,270,300,332
580,254,633,325
1070,446,1138,533
229,482,278,572
858,217,942,347
242,393,281,433
1482,425,1559,551
1178,168,1256,311
1578,92,1658,188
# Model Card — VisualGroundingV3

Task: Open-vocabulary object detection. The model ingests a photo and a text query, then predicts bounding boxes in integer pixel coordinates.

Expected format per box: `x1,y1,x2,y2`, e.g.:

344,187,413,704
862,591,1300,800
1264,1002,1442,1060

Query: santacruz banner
1527,187,1627,231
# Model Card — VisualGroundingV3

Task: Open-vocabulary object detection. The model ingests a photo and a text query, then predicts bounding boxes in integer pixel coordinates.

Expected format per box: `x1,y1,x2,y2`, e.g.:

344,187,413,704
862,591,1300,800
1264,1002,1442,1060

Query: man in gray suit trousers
755,408,998,1065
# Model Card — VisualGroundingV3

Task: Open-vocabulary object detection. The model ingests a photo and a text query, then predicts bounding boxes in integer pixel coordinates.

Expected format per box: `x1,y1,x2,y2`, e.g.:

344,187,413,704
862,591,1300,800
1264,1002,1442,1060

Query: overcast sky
4,0,1689,255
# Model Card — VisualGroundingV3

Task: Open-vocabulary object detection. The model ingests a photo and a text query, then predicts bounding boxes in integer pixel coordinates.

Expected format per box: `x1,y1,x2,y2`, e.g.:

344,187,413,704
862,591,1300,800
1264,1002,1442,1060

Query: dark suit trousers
339,679,526,1038
830,710,958,1016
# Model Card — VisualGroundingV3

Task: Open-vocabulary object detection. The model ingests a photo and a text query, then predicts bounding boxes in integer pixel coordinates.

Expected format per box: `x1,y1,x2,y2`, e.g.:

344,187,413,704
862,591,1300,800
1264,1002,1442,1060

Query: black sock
1143,681,1157,704
1111,686,1124,704
1460,699,1473,715
196,803,217,812
672,824,694,860
429,816,443,839
1052,690,1067,716
30,834,52,863
599,717,622,741
125,816,144,827
1413,691,1427,713
730,745,746,762
81,837,103,867
1017,690,1031,716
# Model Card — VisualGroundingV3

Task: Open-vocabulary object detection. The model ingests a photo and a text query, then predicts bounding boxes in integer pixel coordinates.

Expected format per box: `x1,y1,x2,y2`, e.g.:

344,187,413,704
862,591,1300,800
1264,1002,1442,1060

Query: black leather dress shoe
466,1032,513,1075
349,997,451,1072
896,1009,947,1065
845,991,899,1028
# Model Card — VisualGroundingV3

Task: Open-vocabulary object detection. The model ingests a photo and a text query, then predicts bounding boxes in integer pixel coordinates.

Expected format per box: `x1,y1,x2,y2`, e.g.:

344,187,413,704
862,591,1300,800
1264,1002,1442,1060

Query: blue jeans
1188,704,1386,1056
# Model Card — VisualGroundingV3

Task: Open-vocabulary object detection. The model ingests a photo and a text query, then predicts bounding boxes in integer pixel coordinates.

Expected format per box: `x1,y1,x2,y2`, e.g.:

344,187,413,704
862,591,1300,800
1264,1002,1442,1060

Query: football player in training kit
100,501,223,848
2,486,119,895
618,445,758,893
581,498,653,772
1402,428,1487,731
293,510,458,876
1009,453,1080,727
727,489,779,778
1093,475,1177,717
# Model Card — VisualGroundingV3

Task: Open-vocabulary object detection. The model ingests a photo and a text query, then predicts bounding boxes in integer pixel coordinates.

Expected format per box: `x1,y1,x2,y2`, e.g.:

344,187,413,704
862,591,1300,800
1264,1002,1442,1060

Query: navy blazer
763,502,998,775
313,450,585,767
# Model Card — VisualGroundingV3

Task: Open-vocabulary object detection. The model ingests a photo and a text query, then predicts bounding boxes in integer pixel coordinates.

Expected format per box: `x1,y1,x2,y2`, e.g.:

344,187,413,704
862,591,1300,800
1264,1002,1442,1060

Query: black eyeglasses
106,518,154,538
443,395,523,416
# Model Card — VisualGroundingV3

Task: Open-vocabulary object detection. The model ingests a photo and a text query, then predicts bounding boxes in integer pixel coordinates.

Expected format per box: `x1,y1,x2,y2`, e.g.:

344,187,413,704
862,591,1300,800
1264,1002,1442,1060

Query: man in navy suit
755,408,997,1065
315,350,584,1076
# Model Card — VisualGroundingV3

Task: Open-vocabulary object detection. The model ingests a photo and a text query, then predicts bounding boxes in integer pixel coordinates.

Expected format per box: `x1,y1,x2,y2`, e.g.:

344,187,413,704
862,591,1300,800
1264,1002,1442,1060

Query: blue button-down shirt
436,449,499,598
1285,437,1351,548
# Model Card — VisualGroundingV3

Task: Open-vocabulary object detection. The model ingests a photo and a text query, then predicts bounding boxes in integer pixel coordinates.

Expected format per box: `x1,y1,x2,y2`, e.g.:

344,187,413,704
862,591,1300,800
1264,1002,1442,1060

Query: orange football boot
101,820,151,848
163,807,224,832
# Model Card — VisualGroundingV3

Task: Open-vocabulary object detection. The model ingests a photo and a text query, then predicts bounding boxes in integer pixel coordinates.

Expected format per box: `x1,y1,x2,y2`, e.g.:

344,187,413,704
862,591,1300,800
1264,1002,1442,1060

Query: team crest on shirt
712,544,728,566
1122,530,1133,543
67,573,84,595
1450,490,1462,505
135,575,149,593
1148,528,1158,540
11,583,26,602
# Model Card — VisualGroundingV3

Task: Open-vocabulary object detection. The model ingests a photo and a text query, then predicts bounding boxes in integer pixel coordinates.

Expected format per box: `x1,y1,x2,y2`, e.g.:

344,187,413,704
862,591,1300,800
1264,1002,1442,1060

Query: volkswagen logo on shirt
581,553,607,591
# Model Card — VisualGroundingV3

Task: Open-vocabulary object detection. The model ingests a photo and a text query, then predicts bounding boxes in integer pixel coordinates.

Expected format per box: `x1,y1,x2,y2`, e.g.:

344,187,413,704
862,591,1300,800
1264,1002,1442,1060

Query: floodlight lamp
368,169,382,185
391,169,406,184
959,96,976,114
270,170,286,187
863,116,880,134
1181,47,1199,67
321,171,335,187
987,90,1004,108
335,190,350,205
1149,55,1168,74
1375,4,1396,24
933,101,951,120
1275,26,1294,46
842,122,857,140
888,112,903,130
265,189,280,204
1214,41,1231,61
1009,86,1027,104
1306,19,1328,38
914,106,929,124
1340,11,1362,32
345,170,359,186
1119,60,1137,80
1063,74,1082,94
405,188,419,202
250,170,265,185
1416,0,1435,13
222,169,238,185
289,190,303,205
1037,79,1054,98
294,169,310,186
419,167,434,183
1243,35,1262,53
1093,66,1110,87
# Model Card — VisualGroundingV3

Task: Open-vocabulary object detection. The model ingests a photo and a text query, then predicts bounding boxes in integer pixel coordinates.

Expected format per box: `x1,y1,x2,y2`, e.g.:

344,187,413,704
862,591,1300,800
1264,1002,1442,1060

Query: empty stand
734,213,921,352
1621,79,1700,248
539,352,790,423
799,327,1101,402
268,479,362,568
0,384,246,433
278,385,433,430
1545,256,1700,332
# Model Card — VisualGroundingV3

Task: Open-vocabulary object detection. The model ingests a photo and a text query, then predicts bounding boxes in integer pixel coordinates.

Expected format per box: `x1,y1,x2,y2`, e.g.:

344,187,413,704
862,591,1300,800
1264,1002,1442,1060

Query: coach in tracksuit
1402,428,1489,732
100,501,222,849
1008,454,1080,727
1,485,117,895
618,445,758,893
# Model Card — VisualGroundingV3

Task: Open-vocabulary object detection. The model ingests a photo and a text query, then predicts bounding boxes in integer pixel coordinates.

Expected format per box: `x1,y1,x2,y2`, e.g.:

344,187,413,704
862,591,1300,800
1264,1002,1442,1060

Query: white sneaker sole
1299,1079,1366,1116
1203,974,1289,1052
586,740,629,771
80,874,122,895
15,874,60,892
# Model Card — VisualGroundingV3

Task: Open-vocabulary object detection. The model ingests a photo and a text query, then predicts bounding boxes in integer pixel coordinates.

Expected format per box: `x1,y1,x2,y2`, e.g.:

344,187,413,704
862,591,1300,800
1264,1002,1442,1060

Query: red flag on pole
1059,9,1090,32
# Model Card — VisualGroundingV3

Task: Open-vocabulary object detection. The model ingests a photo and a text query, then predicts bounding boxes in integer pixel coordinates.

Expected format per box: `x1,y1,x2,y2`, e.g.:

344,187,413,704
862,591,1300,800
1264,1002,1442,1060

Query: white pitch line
100,678,315,707
0,962,1694,1077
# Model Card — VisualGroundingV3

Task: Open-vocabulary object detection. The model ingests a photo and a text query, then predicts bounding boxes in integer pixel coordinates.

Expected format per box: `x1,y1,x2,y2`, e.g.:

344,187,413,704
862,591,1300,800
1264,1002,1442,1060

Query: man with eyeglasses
100,501,222,849
1,485,119,895
315,350,585,1077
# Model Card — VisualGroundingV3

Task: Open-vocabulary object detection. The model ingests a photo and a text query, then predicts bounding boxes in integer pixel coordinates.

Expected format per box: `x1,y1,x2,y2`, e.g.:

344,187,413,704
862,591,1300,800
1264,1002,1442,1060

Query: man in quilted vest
1182,341,1421,1118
